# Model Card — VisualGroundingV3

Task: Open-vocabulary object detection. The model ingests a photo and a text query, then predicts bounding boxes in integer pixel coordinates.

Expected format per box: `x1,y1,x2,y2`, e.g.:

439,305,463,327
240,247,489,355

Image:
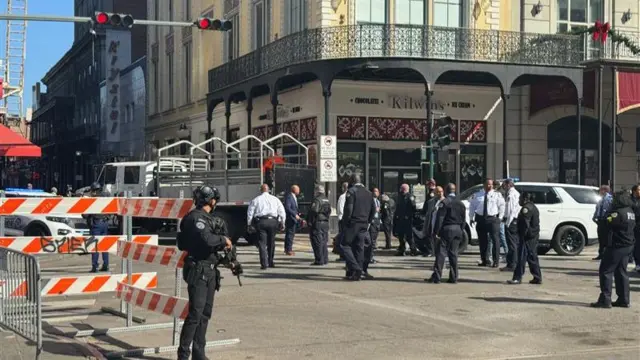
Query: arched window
547,116,610,185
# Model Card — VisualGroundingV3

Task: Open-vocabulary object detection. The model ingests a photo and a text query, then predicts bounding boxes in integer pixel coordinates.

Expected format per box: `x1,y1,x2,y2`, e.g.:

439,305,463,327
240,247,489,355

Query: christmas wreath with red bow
565,20,640,55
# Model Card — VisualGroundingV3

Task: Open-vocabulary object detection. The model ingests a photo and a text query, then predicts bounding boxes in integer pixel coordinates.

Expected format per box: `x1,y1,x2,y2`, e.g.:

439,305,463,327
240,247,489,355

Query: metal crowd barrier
0,247,42,359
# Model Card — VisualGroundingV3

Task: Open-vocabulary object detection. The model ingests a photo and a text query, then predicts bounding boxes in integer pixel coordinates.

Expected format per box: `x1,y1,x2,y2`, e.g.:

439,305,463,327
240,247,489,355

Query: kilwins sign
388,94,476,111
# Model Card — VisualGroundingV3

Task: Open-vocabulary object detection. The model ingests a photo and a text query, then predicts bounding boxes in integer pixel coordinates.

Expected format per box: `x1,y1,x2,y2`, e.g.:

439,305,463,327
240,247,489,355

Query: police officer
83,182,109,273
394,184,418,256
631,185,640,272
593,185,613,260
340,174,376,281
177,185,233,360
247,184,286,269
507,192,542,285
380,193,395,249
308,184,331,265
427,186,466,283
591,190,635,309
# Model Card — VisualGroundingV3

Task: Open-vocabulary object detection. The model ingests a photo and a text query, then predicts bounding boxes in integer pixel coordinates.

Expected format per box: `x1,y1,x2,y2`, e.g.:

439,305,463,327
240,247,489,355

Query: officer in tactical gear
591,190,635,309
308,184,331,265
394,183,418,256
340,174,376,280
177,185,233,360
83,182,109,273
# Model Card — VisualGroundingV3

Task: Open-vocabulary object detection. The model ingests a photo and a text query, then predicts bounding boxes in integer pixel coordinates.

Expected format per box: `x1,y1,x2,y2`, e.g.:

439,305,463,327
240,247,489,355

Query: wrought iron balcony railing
208,24,596,92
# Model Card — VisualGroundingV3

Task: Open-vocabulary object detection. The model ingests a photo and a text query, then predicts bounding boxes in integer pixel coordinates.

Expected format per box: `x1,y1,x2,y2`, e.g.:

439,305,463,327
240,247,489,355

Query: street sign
320,159,337,182
319,135,337,159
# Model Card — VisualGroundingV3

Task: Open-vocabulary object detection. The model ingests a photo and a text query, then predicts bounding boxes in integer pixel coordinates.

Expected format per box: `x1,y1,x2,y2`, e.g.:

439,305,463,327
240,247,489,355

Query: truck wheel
552,225,585,256
25,224,51,237
458,229,470,254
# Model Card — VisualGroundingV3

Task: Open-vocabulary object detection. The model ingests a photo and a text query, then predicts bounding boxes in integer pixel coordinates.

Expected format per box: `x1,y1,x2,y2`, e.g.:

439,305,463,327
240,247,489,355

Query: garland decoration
565,20,640,55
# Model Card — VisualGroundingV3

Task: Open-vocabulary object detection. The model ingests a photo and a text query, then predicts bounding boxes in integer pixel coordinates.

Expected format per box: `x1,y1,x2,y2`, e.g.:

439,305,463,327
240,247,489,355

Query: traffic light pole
0,13,194,27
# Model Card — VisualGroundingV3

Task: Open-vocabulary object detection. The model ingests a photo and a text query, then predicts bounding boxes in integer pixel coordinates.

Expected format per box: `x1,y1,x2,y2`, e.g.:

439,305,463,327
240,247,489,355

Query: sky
0,0,74,112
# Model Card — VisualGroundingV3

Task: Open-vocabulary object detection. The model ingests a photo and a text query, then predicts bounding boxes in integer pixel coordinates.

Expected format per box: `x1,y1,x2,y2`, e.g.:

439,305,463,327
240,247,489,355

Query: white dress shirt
468,189,505,219
247,192,286,227
503,187,521,225
337,192,347,220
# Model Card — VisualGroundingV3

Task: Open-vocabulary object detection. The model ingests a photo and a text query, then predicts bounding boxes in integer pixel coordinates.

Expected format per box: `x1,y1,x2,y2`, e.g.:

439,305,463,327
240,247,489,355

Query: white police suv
1,188,90,237
458,181,599,256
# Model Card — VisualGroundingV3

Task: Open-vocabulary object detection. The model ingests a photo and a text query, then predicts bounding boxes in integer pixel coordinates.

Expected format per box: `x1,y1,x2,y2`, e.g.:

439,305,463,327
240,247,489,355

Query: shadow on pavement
468,296,587,307
457,278,507,285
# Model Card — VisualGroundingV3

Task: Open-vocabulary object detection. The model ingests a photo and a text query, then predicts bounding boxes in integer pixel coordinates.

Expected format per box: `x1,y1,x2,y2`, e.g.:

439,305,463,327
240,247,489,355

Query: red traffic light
95,12,109,25
194,18,232,31
197,18,211,29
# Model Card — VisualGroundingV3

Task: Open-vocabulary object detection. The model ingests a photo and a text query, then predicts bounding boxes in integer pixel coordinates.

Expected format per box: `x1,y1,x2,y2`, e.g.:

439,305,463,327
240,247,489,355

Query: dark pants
284,220,297,253
363,230,374,273
633,229,640,265
504,220,519,268
333,220,344,255
485,217,501,265
396,220,416,253
256,218,278,268
90,221,109,269
381,220,392,248
598,245,633,305
512,236,542,282
475,218,488,264
597,220,608,255
310,221,329,264
340,223,367,274
178,262,218,360
431,225,461,282
369,223,379,253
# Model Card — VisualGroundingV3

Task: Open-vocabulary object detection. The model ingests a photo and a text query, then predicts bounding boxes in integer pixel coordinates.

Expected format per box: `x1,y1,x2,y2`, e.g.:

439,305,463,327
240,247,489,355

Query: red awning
616,71,640,115
0,124,41,157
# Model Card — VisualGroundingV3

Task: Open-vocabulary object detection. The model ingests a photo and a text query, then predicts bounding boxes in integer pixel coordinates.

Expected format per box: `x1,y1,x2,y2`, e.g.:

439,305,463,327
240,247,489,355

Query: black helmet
611,190,633,210
90,182,102,192
193,185,220,208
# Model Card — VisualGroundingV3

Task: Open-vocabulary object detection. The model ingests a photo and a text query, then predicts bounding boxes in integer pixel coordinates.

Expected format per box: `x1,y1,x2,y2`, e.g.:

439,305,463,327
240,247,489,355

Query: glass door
381,168,421,199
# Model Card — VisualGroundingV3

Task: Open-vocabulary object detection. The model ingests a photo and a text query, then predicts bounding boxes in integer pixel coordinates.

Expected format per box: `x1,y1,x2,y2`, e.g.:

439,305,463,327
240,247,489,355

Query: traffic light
433,116,453,149
194,17,232,31
93,12,134,28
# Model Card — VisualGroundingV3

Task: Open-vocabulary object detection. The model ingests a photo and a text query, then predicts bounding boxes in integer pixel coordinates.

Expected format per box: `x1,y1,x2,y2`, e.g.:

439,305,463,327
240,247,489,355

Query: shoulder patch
196,219,207,229
522,207,529,214
611,212,618,218
410,196,415,201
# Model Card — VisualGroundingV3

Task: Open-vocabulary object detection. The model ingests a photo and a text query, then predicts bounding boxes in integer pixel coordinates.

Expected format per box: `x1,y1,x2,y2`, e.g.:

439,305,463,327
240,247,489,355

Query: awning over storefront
0,124,41,157
616,71,640,114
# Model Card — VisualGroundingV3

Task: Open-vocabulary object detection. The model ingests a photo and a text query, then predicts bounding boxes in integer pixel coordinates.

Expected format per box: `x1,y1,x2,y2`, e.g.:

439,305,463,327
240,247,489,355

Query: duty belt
187,256,216,269
257,215,276,220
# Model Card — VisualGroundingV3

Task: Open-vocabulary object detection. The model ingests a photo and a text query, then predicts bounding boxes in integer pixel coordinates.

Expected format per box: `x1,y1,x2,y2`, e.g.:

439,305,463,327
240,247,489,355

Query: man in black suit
283,185,300,256
420,188,439,257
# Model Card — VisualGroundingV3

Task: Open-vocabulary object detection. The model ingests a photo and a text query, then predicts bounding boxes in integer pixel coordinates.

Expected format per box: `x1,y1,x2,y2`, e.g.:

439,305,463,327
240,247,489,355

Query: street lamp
615,124,624,154
74,151,82,189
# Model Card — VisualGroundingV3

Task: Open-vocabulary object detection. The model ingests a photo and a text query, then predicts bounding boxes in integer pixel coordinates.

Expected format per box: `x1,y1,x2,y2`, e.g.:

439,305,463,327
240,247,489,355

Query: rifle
218,246,243,286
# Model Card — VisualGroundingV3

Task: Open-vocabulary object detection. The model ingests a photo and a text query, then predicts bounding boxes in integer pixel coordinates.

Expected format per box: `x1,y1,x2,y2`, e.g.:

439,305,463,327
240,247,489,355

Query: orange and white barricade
58,195,239,358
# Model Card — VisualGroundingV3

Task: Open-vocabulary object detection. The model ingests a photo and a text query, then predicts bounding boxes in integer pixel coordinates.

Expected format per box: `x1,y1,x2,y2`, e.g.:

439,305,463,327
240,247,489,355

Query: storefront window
369,148,379,188
460,145,486,192
338,143,366,184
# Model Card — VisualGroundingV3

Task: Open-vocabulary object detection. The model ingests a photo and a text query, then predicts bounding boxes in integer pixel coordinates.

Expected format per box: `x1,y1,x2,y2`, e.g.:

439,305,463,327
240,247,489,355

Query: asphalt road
2,239,640,360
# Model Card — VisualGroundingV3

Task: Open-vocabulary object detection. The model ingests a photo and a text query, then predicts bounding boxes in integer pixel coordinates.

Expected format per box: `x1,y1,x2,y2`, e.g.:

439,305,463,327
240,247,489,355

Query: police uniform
340,182,376,280
380,195,395,249
394,192,418,256
362,196,382,275
592,192,635,308
469,189,505,266
428,196,466,283
83,182,109,273
177,186,229,360
632,195,640,268
308,191,331,265
508,200,542,284
594,192,613,259
247,191,286,269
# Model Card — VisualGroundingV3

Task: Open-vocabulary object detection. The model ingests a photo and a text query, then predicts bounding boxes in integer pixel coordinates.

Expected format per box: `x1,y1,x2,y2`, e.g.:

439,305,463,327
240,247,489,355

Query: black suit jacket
421,197,439,237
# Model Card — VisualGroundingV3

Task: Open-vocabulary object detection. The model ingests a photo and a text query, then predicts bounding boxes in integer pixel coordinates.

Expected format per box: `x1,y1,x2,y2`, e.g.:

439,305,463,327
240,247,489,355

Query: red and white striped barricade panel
117,240,187,269
2,272,158,298
119,198,193,219
0,197,120,216
116,281,189,320
0,235,158,254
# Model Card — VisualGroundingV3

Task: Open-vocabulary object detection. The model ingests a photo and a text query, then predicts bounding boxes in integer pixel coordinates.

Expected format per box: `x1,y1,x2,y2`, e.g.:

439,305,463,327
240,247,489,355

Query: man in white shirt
468,178,505,267
247,184,286,269
501,179,521,271
333,182,349,258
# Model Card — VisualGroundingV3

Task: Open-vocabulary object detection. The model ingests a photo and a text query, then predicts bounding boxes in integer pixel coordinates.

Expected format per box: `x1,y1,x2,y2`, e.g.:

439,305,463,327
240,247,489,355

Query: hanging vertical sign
104,29,131,143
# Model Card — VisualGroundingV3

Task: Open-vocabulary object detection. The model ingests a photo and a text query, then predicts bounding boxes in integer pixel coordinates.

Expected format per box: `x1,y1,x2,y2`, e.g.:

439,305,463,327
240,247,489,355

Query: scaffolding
2,0,27,134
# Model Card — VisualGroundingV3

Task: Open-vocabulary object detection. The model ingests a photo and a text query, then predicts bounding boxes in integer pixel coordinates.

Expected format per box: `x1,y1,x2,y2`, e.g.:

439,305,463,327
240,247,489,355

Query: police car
1,188,90,237
458,181,599,256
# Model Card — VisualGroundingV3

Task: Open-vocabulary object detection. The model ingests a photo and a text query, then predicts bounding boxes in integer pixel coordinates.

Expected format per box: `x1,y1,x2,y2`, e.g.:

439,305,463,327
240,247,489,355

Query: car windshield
459,184,483,200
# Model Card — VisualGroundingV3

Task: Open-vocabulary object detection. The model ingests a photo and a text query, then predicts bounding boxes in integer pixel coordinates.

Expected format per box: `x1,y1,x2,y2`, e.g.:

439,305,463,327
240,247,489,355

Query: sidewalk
0,329,103,360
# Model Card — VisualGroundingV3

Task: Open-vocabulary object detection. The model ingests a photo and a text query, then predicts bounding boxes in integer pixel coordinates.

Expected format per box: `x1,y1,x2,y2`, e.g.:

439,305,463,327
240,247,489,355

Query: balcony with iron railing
208,24,640,93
